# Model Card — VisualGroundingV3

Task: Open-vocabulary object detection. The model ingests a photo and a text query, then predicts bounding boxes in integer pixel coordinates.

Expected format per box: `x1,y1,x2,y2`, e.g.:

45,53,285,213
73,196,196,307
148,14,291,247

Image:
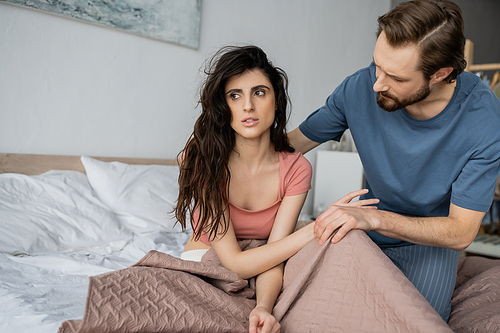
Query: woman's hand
314,189,380,245
249,306,280,333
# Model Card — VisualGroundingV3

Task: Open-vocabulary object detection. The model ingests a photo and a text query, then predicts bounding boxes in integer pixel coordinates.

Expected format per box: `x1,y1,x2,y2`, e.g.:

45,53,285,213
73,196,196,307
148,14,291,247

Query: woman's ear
431,67,454,84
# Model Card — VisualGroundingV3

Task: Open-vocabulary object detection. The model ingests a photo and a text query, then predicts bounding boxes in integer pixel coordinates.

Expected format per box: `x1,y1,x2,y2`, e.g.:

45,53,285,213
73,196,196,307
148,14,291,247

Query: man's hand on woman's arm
314,189,379,245
314,200,484,251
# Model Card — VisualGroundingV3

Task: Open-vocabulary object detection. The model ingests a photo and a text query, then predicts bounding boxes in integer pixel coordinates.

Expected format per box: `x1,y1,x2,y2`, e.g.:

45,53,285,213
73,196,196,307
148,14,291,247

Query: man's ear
431,67,454,84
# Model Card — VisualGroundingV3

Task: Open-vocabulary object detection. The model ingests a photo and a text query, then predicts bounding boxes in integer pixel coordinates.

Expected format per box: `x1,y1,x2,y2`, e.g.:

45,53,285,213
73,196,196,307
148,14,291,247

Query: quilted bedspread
449,255,500,332
58,230,499,332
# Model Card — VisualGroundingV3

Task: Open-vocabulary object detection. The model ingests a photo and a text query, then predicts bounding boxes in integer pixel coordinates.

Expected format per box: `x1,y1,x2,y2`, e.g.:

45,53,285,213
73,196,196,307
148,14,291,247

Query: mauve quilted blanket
58,231,454,333
448,255,500,332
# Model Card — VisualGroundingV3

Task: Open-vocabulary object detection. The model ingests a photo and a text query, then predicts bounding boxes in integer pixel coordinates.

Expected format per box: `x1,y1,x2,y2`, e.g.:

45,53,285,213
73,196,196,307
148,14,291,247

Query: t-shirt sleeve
451,136,500,212
451,87,500,212
283,153,313,197
298,79,350,144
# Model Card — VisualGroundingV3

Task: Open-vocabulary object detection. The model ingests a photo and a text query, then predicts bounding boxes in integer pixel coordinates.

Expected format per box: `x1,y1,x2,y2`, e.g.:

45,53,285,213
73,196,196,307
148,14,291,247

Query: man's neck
405,81,457,120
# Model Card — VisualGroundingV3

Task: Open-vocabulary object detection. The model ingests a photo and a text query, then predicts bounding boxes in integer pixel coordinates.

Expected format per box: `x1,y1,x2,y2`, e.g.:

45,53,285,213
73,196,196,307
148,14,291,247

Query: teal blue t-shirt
300,63,500,247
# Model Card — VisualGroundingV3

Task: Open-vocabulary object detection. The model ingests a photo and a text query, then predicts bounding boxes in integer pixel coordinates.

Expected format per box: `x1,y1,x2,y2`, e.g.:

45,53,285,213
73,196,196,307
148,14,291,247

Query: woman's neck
230,138,277,170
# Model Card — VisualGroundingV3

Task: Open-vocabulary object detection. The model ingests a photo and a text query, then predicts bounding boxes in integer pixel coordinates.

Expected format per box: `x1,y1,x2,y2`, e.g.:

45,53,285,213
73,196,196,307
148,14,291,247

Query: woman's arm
212,189,376,279
211,192,312,280
246,191,309,333
212,192,310,333
248,265,283,333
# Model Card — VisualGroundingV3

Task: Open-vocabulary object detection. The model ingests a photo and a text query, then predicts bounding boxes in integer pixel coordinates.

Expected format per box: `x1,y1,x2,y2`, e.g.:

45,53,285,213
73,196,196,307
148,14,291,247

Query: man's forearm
373,207,483,251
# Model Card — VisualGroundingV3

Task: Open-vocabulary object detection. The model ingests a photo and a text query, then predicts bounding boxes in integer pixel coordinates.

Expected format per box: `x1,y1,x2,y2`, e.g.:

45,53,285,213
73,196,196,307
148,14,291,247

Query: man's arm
314,202,484,251
288,127,321,154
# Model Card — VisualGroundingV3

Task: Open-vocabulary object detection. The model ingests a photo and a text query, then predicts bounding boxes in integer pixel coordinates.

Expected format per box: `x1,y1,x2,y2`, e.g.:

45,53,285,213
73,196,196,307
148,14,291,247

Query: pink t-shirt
194,151,312,245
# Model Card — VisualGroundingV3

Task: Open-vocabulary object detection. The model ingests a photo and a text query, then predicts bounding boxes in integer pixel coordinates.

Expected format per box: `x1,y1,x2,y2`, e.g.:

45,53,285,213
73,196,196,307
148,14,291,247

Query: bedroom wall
0,0,390,216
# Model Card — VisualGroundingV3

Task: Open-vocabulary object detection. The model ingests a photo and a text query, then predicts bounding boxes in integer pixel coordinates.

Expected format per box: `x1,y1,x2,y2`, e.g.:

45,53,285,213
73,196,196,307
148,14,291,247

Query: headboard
0,153,177,175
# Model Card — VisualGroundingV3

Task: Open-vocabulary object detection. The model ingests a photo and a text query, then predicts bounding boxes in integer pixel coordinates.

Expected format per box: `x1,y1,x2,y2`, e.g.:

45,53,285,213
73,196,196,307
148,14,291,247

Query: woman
174,45,377,333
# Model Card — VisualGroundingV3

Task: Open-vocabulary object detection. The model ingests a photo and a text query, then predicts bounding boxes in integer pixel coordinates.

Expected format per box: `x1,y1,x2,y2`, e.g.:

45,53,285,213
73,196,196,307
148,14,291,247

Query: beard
376,81,431,112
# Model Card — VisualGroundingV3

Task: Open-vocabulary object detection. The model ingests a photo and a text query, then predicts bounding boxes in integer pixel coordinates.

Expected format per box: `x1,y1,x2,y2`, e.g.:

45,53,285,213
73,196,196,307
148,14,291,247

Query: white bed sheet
0,158,191,332
0,231,190,333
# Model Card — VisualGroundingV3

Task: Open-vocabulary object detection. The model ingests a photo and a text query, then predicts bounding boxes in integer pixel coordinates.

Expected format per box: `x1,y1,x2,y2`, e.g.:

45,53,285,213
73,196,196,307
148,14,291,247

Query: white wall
0,0,390,215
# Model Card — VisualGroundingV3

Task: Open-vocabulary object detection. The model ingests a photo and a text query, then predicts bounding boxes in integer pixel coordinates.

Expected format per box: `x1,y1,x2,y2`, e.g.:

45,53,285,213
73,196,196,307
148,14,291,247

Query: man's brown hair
377,0,466,83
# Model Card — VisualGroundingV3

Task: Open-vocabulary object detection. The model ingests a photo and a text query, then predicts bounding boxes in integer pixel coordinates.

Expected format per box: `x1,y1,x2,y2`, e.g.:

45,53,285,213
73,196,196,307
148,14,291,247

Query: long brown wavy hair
174,45,294,241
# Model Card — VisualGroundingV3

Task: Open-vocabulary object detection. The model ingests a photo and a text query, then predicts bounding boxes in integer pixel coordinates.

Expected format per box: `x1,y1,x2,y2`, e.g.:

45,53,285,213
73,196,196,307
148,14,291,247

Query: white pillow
0,170,133,255
81,156,187,233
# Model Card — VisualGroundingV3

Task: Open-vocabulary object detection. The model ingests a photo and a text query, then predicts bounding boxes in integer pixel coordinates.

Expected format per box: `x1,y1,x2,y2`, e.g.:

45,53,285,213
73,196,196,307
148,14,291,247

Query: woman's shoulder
279,151,312,196
279,151,312,181
279,151,311,168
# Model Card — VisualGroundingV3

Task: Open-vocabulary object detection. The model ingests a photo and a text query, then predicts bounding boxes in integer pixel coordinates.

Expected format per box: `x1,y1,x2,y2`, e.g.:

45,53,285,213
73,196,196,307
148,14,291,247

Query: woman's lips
241,117,259,126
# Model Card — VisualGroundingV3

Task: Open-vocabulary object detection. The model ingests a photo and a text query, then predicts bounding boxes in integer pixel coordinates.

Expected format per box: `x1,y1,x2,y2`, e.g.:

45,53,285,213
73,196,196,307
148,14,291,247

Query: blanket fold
58,240,264,333
448,256,500,332
59,231,456,332
274,230,452,332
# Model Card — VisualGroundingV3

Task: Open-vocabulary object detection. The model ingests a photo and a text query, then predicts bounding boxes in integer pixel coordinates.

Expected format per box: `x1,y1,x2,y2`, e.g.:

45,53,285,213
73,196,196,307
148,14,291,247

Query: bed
1,153,499,333
0,153,190,332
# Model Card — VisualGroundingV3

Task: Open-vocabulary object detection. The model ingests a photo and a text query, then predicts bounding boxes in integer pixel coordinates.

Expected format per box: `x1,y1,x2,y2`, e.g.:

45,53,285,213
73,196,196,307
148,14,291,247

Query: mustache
379,91,398,101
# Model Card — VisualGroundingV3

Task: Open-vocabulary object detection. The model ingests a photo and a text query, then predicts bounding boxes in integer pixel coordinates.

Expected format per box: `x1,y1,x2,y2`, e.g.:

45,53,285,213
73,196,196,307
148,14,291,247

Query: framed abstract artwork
1,0,202,48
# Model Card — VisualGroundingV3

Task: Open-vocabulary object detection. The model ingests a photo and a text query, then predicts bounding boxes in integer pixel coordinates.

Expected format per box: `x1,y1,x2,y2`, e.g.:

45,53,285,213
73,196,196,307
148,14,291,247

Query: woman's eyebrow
251,84,271,91
226,85,271,95
226,88,242,95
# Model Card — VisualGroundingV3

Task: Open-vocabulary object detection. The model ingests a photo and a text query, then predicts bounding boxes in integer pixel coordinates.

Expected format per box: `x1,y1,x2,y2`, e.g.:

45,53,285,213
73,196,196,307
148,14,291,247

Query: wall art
1,0,201,48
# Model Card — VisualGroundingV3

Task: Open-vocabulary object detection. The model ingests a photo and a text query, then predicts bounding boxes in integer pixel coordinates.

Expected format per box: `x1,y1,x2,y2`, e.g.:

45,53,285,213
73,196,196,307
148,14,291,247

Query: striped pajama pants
381,244,461,322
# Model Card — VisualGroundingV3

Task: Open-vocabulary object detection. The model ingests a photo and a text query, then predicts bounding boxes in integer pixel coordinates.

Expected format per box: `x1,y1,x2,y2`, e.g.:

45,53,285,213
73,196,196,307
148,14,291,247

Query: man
289,0,500,322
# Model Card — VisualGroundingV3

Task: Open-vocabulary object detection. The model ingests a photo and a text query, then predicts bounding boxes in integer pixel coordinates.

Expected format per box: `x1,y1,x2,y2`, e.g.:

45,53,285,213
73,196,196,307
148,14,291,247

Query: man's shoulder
457,71,492,97
335,63,376,96
457,72,500,114
330,63,374,99
345,63,374,82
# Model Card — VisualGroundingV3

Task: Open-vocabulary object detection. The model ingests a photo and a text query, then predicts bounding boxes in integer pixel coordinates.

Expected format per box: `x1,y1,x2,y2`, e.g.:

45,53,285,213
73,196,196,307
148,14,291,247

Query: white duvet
0,157,191,333
0,231,190,333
